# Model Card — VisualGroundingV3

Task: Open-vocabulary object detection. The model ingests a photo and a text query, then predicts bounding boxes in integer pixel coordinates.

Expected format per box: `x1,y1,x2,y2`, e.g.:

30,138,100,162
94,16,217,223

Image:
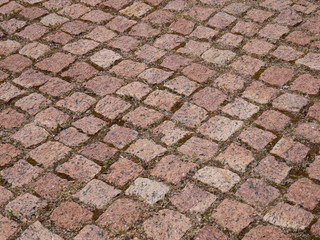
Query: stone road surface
0,0,320,239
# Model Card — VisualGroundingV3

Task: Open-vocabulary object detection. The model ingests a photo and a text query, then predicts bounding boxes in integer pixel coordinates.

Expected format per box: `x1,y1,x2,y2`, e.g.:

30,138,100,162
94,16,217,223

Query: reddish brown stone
108,36,139,52
61,62,98,82
308,102,320,122
39,78,74,97
129,22,160,38
212,199,256,233
0,143,21,167
170,182,216,213
245,9,273,23
242,81,277,104
272,93,308,113
307,156,320,181
33,173,70,200
104,125,138,149
151,155,196,184
169,18,194,35
85,75,123,96
56,92,96,113
123,106,163,128
15,93,51,115
55,127,89,147
50,201,92,230
36,53,75,73
239,127,276,150
290,74,320,95
258,24,289,40
255,110,290,131
154,34,184,50
165,76,199,96
213,73,245,92
222,98,259,120
0,214,20,239
16,23,48,41
106,16,136,33
138,68,173,84
97,198,142,231
12,123,48,148
161,54,192,71
243,225,290,240
0,108,26,129
110,60,146,78
79,142,117,162
295,122,320,143
173,103,207,128
95,96,131,119
208,12,236,29
74,225,107,240
126,139,166,162
231,55,264,76
104,158,143,186
35,107,69,128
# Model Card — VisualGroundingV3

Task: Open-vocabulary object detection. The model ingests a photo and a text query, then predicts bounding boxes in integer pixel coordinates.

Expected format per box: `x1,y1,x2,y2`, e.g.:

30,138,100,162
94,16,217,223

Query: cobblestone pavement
1,0,320,239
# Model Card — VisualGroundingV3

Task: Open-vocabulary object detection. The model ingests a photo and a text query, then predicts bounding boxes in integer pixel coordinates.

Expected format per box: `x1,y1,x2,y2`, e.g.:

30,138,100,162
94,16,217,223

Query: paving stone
272,93,308,113
29,141,71,167
296,53,320,71
0,19,26,34
164,76,199,96
199,116,243,141
55,127,89,147
16,23,48,41
104,125,138,149
35,107,69,128
57,92,96,113
308,102,320,122
154,34,184,50
190,26,219,40
217,143,254,172
144,90,180,111
255,155,291,184
39,78,74,97
260,0,292,11
56,155,101,181
72,116,105,135
193,87,227,112
86,26,117,43
293,0,317,14
194,166,240,192
178,40,210,57
63,39,99,55
164,0,187,11
143,209,191,240
231,55,264,76
301,17,320,34
245,9,274,23
61,20,91,35
106,16,136,32
40,13,68,27
212,199,256,233
217,33,244,47
0,40,21,56
0,186,13,206
242,81,277,104
186,6,215,21
129,22,160,38
285,178,320,210
208,12,236,29
13,69,51,88
127,139,166,162
75,179,120,209
126,178,169,205
271,138,309,163
135,44,166,63
195,225,226,240
110,60,146,78
236,178,280,206
117,82,151,100
120,2,152,17
290,74,320,95
95,95,131,119
0,108,26,129
81,10,112,23
258,24,289,40
173,103,207,128
161,54,192,71
15,6,46,20
0,54,31,73
272,45,303,61
138,68,173,84
307,156,320,181
170,182,216,213
0,83,23,102
90,49,122,68
178,136,218,162
286,31,313,46
151,155,196,184
15,93,51,115
74,225,107,240
202,47,236,66
104,158,143,186
0,214,20,239
5,193,47,221
50,201,92,230
231,21,260,37
255,110,290,131
222,98,259,119
242,225,290,240
79,142,117,163
243,39,274,56
19,221,63,240
123,106,163,128
97,198,142,232
169,18,194,35
85,75,124,96
108,36,139,52
102,0,131,10
12,123,48,147
36,53,75,73
239,127,276,150
153,121,189,145
33,173,69,200
58,3,90,18
312,219,320,237
0,143,21,167
295,122,320,143
264,203,313,230
43,0,71,10
213,73,245,92
143,9,174,25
